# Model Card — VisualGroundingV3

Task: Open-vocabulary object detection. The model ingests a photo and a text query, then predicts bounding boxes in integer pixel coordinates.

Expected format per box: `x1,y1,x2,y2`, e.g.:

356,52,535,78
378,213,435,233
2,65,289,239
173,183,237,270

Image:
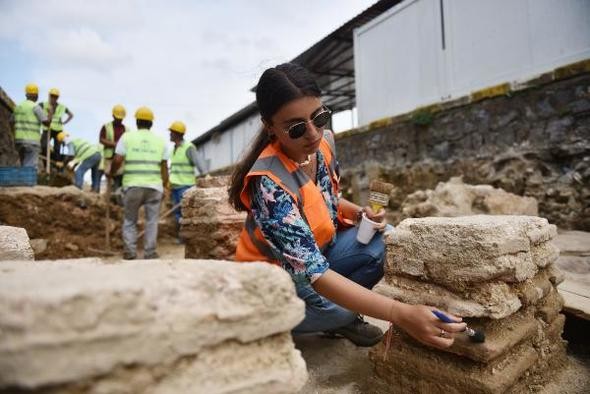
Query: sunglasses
283,108,332,139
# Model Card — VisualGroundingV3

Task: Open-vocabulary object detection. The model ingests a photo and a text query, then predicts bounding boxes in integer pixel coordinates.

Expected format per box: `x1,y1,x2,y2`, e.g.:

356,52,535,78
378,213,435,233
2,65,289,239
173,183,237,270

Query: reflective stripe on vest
122,129,165,188
170,141,195,186
72,138,99,162
14,100,41,145
102,122,115,159
235,130,339,264
43,103,66,131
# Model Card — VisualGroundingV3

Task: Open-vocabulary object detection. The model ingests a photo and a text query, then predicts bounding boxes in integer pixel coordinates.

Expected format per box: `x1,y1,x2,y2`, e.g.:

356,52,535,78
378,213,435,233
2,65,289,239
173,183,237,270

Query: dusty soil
0,186,177,260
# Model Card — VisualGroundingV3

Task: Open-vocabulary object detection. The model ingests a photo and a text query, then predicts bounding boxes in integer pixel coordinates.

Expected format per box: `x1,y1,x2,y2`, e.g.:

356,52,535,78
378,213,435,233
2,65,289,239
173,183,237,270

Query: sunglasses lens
313,111,331,128
288,123,307,139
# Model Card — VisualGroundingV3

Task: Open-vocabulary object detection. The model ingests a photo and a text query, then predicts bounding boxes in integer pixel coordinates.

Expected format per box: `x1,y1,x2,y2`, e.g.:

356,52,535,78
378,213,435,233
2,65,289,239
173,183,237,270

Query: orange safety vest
235,130,342,265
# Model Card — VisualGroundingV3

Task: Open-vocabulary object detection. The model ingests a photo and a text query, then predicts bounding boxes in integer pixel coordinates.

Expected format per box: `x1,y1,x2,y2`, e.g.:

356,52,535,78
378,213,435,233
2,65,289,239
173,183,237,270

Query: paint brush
368,180,394,213
432,310,486,343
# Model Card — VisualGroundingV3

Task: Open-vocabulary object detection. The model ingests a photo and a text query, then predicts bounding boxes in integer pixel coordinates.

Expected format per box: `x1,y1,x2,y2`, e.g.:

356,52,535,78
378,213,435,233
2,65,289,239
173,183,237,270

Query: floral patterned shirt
251,150,339,287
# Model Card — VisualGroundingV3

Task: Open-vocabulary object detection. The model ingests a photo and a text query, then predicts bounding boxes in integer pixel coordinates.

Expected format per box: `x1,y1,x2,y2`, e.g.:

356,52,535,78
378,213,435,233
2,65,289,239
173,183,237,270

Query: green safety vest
97,144,105,171
170,141,196,186
102,122,115,159
71,138,99,162
122,129,165,188
42,102,66,131
13,100,41,145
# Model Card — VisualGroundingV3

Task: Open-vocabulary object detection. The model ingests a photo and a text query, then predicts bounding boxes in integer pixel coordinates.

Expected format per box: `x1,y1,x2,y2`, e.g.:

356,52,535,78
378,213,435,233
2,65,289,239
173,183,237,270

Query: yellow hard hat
49,88,60,97
56,131,69,142
169,120,186,134
135,106,154,121
112,104,126,120
25,83,39,95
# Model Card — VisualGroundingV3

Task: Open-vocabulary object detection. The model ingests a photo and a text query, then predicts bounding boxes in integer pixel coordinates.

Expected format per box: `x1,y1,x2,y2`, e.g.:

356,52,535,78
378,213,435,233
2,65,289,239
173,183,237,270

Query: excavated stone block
0,259,306,392
375,277,522,319
513,267,555,306
386,215,557,287
536,287,564,323
372,316,567,394
444,310,539,363
372,334,539,394
378,267,560,319
0,225,34,261
49,333,307,394
181,186,246,260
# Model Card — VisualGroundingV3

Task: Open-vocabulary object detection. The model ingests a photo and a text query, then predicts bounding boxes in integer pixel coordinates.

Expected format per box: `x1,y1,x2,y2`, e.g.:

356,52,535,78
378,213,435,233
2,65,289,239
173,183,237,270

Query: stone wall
336,61,590,231
0,87,18,166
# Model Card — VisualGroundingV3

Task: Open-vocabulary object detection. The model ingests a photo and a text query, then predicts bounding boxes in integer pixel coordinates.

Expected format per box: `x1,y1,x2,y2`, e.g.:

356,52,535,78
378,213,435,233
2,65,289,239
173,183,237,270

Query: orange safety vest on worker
235,130,344,265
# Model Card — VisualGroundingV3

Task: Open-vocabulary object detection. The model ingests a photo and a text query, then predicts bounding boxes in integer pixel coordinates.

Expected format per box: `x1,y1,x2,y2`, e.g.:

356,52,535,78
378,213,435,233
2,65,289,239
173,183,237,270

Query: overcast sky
0,0,376,145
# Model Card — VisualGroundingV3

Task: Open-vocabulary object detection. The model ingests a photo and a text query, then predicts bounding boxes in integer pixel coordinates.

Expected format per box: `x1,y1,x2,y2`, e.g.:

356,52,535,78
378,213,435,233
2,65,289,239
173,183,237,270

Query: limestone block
0,259,306,392
56,333,306,394
445,310,539,363
536,287,565,323
371,319,566,394
181,186,246,260
378,266,560,319
0,225,34,260
375,278,522,319
513,267,555,306
386,215,557,287
372,334,538,394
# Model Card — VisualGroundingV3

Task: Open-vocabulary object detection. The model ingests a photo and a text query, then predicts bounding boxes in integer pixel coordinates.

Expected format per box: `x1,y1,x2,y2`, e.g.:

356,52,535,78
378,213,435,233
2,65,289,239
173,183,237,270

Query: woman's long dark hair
228,62,322,211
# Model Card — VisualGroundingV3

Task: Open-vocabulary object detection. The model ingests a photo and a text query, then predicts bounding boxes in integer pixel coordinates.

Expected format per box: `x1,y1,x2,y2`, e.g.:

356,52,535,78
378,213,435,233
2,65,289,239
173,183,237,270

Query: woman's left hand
362,206,387,231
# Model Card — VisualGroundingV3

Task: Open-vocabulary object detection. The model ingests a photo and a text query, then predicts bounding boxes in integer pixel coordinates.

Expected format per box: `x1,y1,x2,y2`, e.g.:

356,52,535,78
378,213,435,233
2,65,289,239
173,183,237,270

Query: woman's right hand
391,303,467,349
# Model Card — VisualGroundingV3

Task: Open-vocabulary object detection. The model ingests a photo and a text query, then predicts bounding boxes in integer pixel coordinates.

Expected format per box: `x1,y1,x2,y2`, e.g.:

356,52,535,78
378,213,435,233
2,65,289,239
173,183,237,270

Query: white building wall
199,112,261,172
354,0,590,126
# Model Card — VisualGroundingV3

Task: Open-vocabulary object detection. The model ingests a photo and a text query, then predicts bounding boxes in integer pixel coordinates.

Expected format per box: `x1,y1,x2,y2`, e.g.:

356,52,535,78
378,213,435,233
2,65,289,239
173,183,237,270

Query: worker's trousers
74,152,101,192
122,187,162,258
292,226,386,334
16,143,40,168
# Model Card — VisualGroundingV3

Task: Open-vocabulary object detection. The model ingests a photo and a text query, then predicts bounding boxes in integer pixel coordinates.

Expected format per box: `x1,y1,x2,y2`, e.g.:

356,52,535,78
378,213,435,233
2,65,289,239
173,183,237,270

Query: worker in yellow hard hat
41,87,74,165
98,104,130,193
108,106,168,260
168,120,206,243
10,83,53,169
58,131,102,192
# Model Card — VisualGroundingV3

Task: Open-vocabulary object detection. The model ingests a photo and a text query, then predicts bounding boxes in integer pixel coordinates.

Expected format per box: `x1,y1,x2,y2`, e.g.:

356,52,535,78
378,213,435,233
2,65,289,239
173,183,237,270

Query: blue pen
432,310,485,343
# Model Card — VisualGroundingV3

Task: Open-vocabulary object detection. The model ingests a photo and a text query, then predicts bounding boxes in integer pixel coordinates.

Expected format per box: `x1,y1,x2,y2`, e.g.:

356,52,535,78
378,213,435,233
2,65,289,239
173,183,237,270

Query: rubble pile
372,215,567,393
182,176,246,260
401,176,538,219
0,258,307,393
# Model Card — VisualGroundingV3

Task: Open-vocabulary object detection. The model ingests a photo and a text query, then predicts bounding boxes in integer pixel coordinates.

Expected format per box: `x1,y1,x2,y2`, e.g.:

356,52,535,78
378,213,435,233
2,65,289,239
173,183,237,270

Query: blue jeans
171,185,191,223
74,152,101,192
292,226,385,334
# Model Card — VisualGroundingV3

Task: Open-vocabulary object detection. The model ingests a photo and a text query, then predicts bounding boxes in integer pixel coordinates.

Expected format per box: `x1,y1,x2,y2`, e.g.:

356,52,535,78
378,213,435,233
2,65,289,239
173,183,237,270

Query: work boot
325,316,384,347
144,252,159,259
122,253,136,260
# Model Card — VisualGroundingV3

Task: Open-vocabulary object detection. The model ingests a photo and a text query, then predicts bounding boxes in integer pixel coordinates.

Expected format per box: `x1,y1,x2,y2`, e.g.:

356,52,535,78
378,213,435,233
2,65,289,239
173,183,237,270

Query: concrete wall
0,87,18,166
354,0,590,126
336,60,590,231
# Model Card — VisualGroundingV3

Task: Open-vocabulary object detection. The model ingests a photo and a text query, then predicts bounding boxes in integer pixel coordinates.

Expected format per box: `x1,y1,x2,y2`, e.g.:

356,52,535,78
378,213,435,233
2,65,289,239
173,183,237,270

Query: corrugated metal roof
193,0,401,146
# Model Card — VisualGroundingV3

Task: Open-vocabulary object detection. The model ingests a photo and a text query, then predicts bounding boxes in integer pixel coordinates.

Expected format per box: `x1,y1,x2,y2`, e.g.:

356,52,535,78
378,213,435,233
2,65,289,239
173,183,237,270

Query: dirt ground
0,186,177,259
